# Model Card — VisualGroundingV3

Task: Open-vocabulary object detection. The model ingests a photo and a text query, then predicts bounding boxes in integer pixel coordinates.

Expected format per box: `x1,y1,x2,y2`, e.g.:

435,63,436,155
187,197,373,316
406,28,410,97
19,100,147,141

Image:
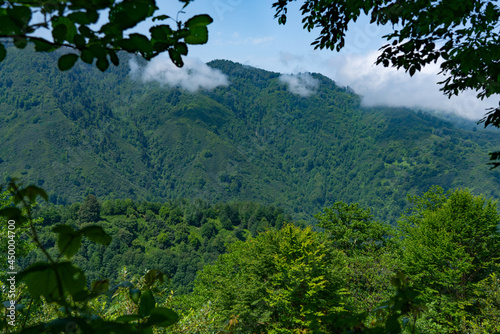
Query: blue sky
130,0,496,120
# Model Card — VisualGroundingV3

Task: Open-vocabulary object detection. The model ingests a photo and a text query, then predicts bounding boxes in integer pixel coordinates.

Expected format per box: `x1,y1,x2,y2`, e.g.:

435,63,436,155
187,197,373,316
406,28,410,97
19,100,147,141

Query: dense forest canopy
2,185,499,333
1,46,500,223
1,0,500,333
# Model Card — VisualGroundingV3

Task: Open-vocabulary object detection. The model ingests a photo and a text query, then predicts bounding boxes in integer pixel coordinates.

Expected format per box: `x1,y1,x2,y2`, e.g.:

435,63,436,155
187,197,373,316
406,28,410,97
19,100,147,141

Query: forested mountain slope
1,46,499,222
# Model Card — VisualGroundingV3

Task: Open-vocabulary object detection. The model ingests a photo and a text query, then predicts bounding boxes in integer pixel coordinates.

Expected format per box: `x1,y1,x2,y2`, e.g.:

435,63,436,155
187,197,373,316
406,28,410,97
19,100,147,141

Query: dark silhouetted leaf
0,44,6,62
139,289,155,317
14,37,27,49
33,38,55,52
53,224,82,259
91,279,109,296
58,53,78,71
80,49,94,64
116,314,141,323
129,288,141,304
146,307,179,327
108,49,119,66
80,225,112,245
96,56,109,71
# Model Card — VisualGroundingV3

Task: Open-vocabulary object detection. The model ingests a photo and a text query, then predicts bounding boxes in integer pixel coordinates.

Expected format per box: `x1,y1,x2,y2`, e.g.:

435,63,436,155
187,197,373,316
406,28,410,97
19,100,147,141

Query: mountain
1,46,500,222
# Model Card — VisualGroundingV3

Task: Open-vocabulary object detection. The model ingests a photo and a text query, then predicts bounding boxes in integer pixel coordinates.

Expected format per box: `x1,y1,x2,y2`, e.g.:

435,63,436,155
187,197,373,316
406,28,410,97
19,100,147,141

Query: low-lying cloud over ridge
271,50,496,120
129,57,229,92
327,51,496,120
279,73,319,97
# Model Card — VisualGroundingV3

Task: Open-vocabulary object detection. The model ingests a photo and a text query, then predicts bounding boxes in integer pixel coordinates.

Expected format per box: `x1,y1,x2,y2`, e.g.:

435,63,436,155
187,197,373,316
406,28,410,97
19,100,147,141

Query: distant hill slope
1,46,500,222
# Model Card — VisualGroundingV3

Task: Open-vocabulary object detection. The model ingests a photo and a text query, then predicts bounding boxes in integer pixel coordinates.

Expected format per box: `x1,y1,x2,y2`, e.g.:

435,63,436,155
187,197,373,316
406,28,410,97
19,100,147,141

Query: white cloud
129,57,229,92
251,36,274,45
213,32,275,46
240,47,496,120
279,73,319,97
325,50,496,120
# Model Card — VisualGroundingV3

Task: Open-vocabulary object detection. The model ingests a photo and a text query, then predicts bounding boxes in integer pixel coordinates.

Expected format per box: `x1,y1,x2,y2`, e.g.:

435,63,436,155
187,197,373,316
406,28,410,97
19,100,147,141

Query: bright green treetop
399,186,500,332
192,224,348,333
315,201,393,254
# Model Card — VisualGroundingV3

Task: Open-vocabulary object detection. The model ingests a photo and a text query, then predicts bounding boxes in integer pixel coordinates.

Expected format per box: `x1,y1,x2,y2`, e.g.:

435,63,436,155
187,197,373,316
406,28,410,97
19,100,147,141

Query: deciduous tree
192,224,348,333
399,186,500,333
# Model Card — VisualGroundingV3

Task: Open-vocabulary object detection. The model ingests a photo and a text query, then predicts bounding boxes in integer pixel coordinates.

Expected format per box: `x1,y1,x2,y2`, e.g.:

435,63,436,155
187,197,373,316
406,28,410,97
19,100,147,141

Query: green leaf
96,56,109,72
85,9,99,24
106,281,134,298
168,48,183,67
18,262,86,302
34,39,56,52
185,14,213,29
25,185,48,202
13,37,27,49
108,0,156,32
52,224,74,234
141,327,154,334
88,44,106,58
52,23,67,43
146,307,179,327
52,17,77,43
108,49,119,66
177,42,188,55
115,314,141,323
0,44,6,62
184,15,212,45
144,269,165,287
116,38,137,52
7,5,32,26
0,16,22,35
53,225,82,259
91,279,109,296
0,207,26,226
152,15,169,21
80,49,94,64
168,42,188,67
139,289,155,317
58,54,78,71
150,25,173,41
129,288,141,304
129,33,153,54
80,225,112,245
54,262,87,299
68,11,91,25
73,34,86,49
78,25,94,38
185,26,209,45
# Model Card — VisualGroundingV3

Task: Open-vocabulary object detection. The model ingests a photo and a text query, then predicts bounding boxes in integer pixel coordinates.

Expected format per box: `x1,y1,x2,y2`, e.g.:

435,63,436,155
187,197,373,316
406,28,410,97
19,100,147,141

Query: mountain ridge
1,46,500,222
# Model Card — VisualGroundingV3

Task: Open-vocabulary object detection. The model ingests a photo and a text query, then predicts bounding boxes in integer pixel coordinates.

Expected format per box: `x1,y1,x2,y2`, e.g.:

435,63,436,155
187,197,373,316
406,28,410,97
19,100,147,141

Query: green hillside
1,46,500,222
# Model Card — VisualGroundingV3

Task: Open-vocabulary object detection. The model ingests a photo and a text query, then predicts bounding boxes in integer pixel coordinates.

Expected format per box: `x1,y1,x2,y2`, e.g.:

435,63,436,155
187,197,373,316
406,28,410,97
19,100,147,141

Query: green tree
272,0,500,165
0,0,212,71
315,201,392,254
398,186,500,333
78,194,101,223
315,202,398,316
191,224,348,333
